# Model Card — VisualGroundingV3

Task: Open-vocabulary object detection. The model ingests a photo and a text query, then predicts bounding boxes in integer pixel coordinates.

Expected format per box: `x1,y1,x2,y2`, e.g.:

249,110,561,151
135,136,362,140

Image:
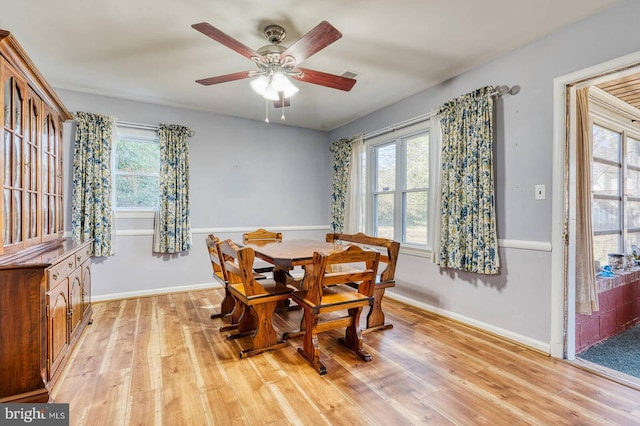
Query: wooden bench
285,244,379,374
325,232,400,333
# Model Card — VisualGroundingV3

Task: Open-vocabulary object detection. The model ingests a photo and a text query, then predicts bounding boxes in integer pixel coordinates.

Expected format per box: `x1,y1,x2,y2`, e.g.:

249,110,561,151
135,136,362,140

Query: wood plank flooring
51,289,640,425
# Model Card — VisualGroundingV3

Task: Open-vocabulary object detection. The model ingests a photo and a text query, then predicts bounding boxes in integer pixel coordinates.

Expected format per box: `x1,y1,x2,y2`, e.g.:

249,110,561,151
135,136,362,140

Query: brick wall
575,274,640,354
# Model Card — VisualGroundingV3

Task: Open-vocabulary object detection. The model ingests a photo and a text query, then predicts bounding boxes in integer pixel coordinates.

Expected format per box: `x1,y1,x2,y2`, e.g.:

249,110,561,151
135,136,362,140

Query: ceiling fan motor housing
264,25,286,44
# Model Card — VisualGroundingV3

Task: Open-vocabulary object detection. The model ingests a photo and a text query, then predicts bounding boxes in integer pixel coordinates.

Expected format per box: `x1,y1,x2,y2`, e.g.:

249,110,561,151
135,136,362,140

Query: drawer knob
52,272,59,280
69,261,74,268
77,255,82,262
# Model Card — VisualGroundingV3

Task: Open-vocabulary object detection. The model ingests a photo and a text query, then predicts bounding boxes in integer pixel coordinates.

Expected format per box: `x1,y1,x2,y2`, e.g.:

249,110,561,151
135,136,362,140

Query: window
591,120,640,266
367,125,429,249
113,126,160,210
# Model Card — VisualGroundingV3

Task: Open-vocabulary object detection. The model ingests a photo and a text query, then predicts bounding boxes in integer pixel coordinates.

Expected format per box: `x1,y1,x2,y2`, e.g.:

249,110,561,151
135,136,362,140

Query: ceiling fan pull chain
265,98,270,123
281,100,286,121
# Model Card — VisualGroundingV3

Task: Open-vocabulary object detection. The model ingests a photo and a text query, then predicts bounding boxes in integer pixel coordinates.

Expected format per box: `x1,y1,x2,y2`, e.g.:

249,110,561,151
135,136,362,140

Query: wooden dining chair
242,228,283,244
242,228,283,273
285,244,379,375
218,239,293,358
206,234,266,326
206,234,236,320
326,232,400,333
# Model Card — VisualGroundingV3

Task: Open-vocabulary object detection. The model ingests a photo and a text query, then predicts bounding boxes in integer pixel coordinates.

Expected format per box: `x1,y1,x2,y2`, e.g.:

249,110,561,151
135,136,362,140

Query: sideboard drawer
47,255,76,289
75,246,91,266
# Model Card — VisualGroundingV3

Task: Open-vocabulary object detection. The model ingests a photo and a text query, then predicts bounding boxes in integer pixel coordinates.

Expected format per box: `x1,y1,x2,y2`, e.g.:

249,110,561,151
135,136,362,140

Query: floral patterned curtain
438,86,500,274
153,124,193,253
330,137,353,232
72,111,115,257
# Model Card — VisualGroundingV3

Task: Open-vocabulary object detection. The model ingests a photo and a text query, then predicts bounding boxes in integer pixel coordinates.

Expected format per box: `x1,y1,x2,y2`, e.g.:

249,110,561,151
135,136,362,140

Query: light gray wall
57,0,640,351
330,0,640,349
59,89,331,299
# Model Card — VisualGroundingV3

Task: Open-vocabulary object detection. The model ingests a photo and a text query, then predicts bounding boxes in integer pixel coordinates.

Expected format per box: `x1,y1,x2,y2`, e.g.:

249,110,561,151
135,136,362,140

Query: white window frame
589,88,640,263
364,121,430,251
112,125,160,213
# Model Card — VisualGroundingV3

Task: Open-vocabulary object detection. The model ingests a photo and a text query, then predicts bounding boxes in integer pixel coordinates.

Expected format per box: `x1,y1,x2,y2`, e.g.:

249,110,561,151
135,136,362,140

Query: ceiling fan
191,21,357,109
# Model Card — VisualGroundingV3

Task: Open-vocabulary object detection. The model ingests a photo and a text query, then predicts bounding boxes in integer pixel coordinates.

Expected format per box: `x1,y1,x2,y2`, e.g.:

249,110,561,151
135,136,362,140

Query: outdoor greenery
114,138,160,209
374,132,429,246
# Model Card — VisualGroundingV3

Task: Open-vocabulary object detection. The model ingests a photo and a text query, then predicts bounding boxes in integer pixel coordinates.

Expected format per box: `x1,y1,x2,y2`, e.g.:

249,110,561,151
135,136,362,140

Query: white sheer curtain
575,87,599,314
344,135,365,233
429,110,443,264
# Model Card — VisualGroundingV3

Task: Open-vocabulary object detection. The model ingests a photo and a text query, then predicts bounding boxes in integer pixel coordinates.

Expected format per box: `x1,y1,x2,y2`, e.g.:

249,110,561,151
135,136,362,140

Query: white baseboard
385,291,551,355
91,282,223,303
91,281,550,355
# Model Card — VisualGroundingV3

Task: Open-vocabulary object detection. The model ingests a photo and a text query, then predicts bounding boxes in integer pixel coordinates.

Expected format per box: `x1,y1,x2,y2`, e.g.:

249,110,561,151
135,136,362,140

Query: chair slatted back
206,234,227,283
218,239,267,297
242,228,283,244
326,232,399,283
305,244,379,307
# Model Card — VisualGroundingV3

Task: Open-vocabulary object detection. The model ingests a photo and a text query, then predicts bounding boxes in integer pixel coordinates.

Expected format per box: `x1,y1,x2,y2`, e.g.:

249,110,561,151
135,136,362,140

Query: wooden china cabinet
0,30,92,402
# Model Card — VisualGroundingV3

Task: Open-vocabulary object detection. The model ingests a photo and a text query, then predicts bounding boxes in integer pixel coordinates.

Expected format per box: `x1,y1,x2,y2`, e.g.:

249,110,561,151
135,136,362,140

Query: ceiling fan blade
291,68,356,91
196,71,254,86
192,22,264,61
280,21,342,65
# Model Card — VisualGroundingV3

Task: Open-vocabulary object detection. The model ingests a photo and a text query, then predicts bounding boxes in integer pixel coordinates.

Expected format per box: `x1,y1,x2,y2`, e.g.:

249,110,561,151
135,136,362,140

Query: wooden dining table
242,238,345,289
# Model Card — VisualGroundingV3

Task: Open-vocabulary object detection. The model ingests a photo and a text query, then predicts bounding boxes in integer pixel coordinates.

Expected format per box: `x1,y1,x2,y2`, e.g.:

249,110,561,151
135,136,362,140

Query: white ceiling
1,0,622,131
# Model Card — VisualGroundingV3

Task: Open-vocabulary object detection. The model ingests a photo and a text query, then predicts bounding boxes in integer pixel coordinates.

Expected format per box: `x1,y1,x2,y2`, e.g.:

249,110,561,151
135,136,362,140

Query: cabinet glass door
42,111,61,240
2,70,25,252
25,89,40,244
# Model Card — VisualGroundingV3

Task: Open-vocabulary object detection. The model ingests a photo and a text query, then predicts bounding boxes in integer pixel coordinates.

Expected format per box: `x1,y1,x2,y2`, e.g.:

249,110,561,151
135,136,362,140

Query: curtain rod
117,120,159,131
362,84,518,141
117,120,196,137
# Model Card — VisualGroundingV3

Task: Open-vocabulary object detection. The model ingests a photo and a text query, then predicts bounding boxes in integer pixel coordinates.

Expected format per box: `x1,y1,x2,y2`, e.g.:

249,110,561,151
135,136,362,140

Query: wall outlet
535,184,546,200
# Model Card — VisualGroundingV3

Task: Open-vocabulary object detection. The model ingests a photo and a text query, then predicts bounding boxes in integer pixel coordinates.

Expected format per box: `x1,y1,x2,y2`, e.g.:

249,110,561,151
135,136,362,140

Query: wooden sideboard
0,239,92,402
0,31,91,402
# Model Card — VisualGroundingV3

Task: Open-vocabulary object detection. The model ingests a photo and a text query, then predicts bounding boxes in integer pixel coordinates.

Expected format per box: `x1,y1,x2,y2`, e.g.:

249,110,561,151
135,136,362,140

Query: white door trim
551,50,640,359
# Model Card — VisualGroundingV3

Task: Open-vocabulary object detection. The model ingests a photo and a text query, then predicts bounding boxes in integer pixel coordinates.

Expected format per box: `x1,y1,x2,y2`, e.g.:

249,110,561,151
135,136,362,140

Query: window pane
627,201,640,228
628,168,640,197
593,234,621,269
374,193,394,239
627,231,640,253
592,124,620,163
116,139,160,173
114,133,160,209
406,134,429,189
628,137,640,168
592,161,620,196
404,191,427,245
592,198,620,231
115,175,159,208
375,144,395,192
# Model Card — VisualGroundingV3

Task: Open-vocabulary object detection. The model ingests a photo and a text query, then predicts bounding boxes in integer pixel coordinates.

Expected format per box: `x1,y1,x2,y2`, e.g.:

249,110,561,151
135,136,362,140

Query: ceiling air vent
341,71,359,79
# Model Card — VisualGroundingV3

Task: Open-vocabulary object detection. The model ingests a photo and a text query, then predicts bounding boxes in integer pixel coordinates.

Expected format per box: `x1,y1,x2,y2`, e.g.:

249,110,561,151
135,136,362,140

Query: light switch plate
535,184,546,200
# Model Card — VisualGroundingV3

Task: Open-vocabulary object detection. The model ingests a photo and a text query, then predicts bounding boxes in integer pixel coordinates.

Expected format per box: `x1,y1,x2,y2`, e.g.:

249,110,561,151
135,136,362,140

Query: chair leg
363,287,394,334
226,304,256,339
238,302,288,359
297,310,326,375
338,307,371,362
282,311,306,340
219,300,244,332
211,287,235,319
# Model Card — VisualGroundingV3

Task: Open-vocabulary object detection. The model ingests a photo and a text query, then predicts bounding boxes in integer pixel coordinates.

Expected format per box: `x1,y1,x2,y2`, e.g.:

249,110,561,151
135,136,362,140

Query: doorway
553,52,640,389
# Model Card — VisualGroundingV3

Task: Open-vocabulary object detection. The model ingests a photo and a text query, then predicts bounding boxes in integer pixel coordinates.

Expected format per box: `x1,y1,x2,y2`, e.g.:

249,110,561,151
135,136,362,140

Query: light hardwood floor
51,289,640,425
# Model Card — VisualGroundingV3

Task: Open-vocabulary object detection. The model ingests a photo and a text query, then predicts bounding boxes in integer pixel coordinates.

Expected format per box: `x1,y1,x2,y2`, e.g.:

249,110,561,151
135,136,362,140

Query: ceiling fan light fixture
250,73,298,100
250,75,277,100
